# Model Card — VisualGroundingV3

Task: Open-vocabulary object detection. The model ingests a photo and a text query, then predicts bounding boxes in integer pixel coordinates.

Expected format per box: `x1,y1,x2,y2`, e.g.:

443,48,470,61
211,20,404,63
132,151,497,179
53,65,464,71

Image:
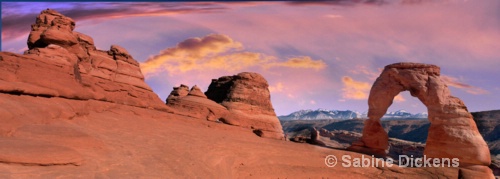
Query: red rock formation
188,85,207,98
205,72,284,140
166,84,189,104
0,9,170,167
0,9,166,109
166,84,230,122
348,62,493,178
309,127,326,146
165,73,285,140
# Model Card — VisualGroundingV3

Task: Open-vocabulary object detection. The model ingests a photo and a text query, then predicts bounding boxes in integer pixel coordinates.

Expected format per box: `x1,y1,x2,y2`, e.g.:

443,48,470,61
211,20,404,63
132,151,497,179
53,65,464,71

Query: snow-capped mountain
278,109,428,120
278,109,363,120
382,110,428,119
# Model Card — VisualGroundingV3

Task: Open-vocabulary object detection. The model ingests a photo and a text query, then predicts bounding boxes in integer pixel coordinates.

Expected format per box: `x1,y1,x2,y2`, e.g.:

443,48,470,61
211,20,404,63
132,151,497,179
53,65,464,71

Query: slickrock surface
0,138,83,166
0,9,166,109
0,94,460,178
348,62,493,178
205,72,284,140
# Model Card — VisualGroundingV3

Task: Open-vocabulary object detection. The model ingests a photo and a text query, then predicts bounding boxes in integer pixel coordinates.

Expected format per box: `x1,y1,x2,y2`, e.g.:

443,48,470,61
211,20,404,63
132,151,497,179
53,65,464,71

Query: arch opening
384,91,429,144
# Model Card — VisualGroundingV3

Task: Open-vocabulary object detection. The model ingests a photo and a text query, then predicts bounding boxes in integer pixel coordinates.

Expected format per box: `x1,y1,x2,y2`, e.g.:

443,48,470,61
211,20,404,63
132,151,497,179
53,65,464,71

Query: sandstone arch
348,63,491,172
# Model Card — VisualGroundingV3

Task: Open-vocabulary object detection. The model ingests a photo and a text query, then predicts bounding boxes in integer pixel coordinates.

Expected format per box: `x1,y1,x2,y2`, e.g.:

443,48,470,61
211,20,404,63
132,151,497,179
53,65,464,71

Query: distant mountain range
278,109,428,120
280,109,500,155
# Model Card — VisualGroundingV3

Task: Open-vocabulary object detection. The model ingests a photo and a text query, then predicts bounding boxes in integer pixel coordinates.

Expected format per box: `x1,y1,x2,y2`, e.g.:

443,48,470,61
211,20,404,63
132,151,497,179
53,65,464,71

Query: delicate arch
348,63,490,167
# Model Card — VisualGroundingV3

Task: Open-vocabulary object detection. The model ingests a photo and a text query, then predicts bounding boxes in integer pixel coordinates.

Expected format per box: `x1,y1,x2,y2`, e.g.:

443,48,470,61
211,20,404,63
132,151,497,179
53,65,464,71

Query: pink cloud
442,75,489,95
341,76,371,100
141,34,326,76
341,76,405,102
348,65,380,80
1,2,229,41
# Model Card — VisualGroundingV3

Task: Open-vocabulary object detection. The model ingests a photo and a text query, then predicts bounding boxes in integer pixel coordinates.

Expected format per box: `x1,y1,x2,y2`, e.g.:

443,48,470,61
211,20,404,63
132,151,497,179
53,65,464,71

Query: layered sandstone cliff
0,9,166,110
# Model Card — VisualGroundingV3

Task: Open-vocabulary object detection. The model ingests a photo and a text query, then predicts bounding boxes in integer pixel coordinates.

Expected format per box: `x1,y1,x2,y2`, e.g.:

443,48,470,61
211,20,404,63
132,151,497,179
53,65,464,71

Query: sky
2,0,500,115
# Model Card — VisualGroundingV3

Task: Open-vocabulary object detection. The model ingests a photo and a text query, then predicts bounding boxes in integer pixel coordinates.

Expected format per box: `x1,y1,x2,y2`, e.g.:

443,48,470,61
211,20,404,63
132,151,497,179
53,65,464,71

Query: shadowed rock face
0,9,166,109
205,72,284,140
348,62,493,178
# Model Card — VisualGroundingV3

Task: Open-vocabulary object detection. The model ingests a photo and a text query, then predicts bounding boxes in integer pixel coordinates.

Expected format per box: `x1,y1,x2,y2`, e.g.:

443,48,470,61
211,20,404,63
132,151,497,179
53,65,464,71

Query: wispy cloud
141,34,326,76
286,0,440,6
341,76,371,100
348,65,381,80
265,56,326,70
341,76,405,102
269,82,285,92
442,75,489,95
1,2,227,41
394,94,405,102
325,14,343,19
286,0,388,6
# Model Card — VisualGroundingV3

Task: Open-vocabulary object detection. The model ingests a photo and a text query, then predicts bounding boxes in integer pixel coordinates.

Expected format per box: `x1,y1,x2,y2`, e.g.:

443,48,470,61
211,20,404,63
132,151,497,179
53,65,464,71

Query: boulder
309,127,326,146
205,72,284,140
347,62,493,178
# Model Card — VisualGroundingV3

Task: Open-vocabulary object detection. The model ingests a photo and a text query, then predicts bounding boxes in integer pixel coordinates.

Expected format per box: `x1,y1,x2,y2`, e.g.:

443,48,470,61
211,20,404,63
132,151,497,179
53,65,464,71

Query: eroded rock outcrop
0,9,169,167
188,85,207,98
166,73,285,140
0,9,165,109
205,72,284,140
166,85,229,122
347,62,493,178
166,84,189,104
308,127,326,146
